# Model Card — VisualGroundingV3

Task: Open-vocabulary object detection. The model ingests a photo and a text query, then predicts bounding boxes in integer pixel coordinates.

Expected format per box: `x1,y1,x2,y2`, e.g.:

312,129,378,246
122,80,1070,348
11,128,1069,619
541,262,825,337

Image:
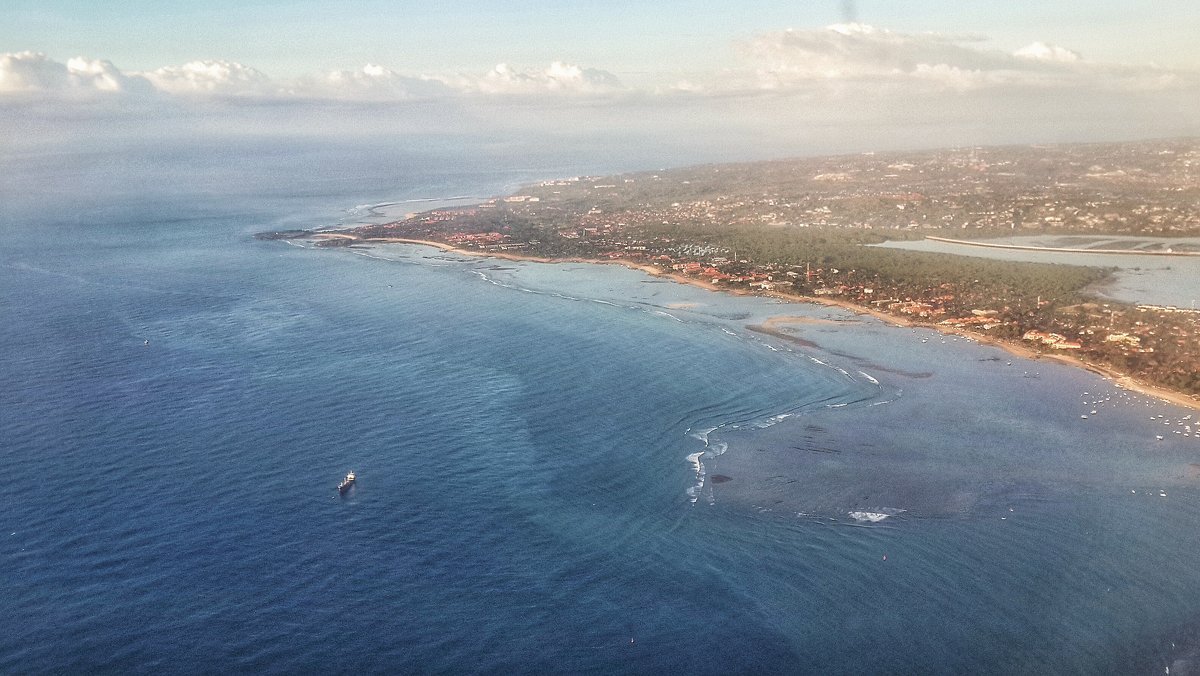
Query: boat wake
381,247,903,509
681,359,899,507
848,508,905,523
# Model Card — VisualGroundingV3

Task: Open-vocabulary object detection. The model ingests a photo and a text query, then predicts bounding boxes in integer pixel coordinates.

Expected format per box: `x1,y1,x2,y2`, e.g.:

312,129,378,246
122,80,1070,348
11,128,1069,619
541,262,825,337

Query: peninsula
260,139,1200,404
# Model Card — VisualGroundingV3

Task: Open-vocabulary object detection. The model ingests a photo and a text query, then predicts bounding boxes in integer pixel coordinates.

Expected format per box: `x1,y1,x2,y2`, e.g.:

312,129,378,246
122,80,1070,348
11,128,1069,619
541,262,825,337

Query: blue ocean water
4,138,1200,674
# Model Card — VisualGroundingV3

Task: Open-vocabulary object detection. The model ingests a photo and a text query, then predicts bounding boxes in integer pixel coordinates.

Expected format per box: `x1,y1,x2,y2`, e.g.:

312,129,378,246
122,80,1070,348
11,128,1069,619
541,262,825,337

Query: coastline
352,235,1200,413
359,236,730,290
796,295,1200,413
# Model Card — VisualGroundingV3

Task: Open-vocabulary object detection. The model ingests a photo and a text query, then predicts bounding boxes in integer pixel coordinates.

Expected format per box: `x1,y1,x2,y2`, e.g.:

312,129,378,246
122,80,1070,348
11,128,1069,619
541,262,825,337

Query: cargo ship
338,471,356,494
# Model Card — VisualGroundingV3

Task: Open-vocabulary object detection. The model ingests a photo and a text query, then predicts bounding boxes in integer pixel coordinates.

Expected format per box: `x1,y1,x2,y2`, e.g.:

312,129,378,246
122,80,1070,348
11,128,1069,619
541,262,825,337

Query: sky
5,0,1200,77
2,1,1198,158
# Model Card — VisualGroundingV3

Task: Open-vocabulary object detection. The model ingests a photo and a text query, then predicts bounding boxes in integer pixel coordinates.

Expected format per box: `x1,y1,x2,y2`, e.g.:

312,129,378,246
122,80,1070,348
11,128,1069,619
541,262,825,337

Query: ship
338,471,356,494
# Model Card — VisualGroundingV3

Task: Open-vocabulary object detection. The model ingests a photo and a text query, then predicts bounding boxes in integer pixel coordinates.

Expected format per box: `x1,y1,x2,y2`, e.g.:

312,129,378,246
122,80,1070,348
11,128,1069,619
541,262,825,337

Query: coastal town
263,139,1200,399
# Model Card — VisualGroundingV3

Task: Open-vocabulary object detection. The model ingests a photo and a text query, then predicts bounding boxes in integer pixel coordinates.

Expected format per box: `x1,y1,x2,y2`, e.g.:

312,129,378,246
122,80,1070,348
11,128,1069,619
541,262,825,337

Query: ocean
4,137,1200,674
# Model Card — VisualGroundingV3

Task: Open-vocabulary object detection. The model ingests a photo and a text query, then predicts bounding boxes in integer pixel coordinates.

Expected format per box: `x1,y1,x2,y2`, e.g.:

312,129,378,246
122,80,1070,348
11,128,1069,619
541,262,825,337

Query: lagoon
877,235,1200,308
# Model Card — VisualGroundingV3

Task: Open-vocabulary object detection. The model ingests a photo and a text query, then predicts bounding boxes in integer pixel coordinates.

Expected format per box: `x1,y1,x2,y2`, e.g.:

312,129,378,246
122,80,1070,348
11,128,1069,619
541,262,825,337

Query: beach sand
768,296,1200,412
759,315,847,327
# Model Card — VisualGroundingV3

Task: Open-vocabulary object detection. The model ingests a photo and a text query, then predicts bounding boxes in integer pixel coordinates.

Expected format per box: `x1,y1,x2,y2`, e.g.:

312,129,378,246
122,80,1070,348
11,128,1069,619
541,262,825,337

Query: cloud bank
0,52,625,101
734,23,1189,93
2,23,1193,105
141,60,274,96
0,51,154,96
469,61,623,95
1,25,1195,157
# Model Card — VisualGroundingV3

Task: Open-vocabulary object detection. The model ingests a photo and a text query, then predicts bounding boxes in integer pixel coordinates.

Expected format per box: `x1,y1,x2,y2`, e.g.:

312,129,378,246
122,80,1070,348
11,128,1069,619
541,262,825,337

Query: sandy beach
765,299,1200,412
355,235,1200,412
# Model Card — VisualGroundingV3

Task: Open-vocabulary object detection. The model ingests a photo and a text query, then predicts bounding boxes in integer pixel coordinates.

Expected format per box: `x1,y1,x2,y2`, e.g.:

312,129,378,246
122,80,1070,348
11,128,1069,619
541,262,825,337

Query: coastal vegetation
264,139,1200,399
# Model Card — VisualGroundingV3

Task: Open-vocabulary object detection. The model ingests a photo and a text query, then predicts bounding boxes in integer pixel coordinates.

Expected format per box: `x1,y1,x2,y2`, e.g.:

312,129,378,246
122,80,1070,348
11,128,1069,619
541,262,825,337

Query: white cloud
294,60,624,99
65,56,132,91
1014,42,1081,63
0,53,624,103
734,24,1188,94
138,60,275,96
0,51,151,95
1,34,1192,118
665,80,704,94
291,63,454,100
0,52,70,93
458,61,623,95
740,24,1014,84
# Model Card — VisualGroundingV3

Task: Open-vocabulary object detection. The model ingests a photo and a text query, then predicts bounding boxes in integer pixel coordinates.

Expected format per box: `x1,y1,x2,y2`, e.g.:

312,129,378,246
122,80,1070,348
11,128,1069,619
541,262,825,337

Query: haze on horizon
2,0,1198,161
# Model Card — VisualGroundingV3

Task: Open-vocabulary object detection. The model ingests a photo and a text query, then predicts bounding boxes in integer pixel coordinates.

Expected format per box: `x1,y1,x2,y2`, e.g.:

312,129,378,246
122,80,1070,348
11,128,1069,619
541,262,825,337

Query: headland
258,138,1200,409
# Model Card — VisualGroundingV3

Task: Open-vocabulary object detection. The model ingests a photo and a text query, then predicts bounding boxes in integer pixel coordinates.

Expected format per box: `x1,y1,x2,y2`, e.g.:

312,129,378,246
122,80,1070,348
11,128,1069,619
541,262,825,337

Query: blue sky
4,0,1198,81
2,1,1197,155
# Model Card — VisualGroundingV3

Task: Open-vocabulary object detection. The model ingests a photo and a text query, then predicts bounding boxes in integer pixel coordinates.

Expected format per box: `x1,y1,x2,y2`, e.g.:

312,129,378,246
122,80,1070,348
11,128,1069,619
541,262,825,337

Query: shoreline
354,235,1200,413
796,295,1200,412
